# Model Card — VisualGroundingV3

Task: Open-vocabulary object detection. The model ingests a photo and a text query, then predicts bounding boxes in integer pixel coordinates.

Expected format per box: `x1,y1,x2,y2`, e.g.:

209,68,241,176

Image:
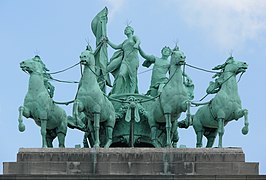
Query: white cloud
171,0,266,49
105,0,126,22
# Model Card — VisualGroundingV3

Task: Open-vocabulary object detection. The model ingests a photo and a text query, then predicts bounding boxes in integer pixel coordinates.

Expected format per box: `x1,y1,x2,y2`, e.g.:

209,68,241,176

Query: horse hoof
152,140,160,148
94,144,100,148
166,143,172,148
104,140,112,148
242,126,249,135
18,123,25,132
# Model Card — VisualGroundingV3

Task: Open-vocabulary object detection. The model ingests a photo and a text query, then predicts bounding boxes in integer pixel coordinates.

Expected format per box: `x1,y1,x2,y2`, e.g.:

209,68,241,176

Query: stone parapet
3,147,259,176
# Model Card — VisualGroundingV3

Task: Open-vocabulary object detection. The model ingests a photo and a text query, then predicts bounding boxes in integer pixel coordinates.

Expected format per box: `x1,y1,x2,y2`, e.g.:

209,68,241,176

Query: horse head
213,56,248,76
20,56,44,75
170,47,186,66
79,48,95,67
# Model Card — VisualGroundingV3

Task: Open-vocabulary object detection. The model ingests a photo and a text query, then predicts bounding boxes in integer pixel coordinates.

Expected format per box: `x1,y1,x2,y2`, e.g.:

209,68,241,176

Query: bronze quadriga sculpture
17,7,249,149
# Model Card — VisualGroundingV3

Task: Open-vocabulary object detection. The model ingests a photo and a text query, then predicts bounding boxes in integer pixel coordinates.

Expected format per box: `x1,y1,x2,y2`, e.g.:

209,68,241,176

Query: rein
191,72,237,106
48,62,80,75
185,62,245,103
51,77,79,84
185,63,218,74
53,100,75,105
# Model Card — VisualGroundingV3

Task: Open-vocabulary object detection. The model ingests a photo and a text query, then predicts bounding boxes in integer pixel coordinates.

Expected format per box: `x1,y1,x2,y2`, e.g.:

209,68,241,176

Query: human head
161,46,171,57
124,25,134,35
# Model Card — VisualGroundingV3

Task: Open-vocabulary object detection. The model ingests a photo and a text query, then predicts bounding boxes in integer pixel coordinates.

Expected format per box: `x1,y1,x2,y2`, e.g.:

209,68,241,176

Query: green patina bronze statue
18,56,67,148
18,7,249,149
146,46,191,147
106,25,141,95
139,46,171,97
68,45,116,148
190,56,249,148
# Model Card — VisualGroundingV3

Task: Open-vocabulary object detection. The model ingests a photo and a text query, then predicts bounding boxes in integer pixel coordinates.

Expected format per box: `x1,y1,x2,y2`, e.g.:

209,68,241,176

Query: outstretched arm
139,46,155,62
139,46,155,68
105,37,122,50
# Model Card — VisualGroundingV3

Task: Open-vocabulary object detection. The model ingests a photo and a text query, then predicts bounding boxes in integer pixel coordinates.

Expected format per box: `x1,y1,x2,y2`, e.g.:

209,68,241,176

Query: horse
18,56,67,148
70,48,116,148
192,56,249,148
148,47,191,147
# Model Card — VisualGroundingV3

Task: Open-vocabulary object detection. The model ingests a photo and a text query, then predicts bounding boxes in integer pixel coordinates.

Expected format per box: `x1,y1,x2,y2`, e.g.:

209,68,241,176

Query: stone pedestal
2,147,262,179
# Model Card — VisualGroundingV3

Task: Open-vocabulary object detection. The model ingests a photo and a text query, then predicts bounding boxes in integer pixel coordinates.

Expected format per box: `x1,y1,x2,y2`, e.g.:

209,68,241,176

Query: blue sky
1,0,266,174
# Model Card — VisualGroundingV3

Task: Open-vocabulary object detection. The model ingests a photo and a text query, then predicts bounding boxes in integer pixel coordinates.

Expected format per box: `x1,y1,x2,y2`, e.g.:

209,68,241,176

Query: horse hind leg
93,112,100,148
56,121,66,148
195,131,203,148
172,128,179,148
104,126,113,148
192,116,203,148
56,112,67,148
46,130,55,148
217,118,225,148
57,132,66,148
205,129,217,148
41,120,48,148
104,113,116,148
147,114,160,148
150,126,161,148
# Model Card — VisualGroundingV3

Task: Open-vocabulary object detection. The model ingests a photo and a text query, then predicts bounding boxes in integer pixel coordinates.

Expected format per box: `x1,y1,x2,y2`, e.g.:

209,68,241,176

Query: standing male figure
139,46,171,97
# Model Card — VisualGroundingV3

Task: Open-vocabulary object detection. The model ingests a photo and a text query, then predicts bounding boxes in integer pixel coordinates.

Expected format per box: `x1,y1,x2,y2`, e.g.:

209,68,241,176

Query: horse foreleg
41,120,48,148
235,109,249,135
18,106,26,132
186,101,191,126
242,109,249,135
164,113,172,147
217,118,225,148
93,112,100,148
72,100,85,130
